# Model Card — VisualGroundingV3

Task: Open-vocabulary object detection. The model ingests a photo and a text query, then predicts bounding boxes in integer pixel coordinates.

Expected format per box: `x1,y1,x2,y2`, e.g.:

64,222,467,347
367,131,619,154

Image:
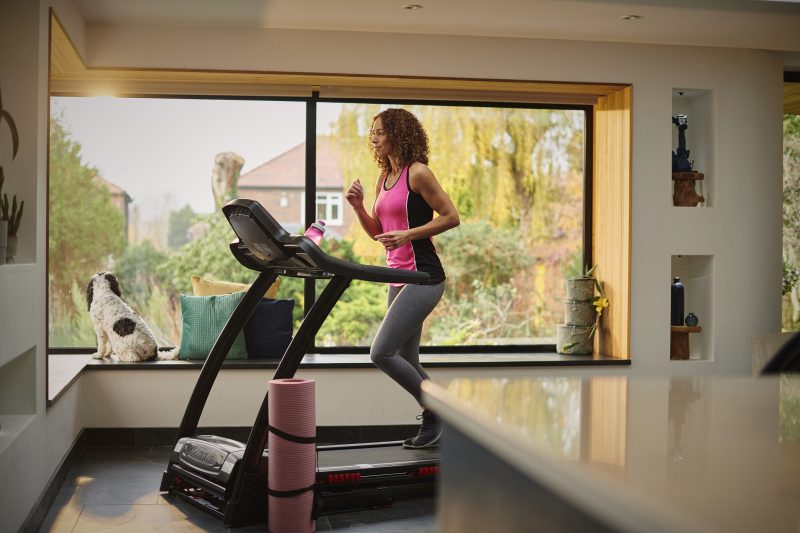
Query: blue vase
671,277,684,326
685,312,699,327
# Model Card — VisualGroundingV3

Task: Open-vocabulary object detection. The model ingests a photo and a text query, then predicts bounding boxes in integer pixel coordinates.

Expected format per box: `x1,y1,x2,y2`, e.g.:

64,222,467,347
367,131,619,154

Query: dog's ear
86,278,94,312
105,273,121,298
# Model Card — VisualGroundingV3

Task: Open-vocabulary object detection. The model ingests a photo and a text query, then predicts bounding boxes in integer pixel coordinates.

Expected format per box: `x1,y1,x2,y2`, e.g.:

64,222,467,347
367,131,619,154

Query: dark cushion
244,298,295,359
179,292,248,360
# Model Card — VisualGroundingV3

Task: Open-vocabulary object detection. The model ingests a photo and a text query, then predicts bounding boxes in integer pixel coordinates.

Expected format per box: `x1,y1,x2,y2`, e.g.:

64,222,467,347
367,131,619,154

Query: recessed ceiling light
403,4,424,10
620,14,643,21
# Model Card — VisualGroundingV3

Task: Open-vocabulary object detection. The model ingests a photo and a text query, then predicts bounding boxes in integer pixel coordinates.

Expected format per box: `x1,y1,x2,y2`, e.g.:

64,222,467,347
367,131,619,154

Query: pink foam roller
268,378,316,533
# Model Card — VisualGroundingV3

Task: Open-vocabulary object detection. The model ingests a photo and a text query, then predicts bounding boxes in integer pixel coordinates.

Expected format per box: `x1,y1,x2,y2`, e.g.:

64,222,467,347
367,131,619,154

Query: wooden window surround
49,11,631,359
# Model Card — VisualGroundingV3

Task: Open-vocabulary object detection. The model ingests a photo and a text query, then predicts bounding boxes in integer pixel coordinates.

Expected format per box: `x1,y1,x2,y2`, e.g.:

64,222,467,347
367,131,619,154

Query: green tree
436,220,532,297
49,112,125,316
328,103,585,344
314,237,385,344
318,280,385,345
783,114,800,330
158,213,254,294
167,204,197,249
115,240,169,300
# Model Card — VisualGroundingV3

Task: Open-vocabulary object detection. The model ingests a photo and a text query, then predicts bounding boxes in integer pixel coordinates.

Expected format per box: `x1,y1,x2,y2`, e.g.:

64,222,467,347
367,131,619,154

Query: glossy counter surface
423,374,800,533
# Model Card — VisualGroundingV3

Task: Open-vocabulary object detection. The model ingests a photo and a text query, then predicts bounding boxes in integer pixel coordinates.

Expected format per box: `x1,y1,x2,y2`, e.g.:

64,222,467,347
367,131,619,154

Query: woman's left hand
376,230,410,251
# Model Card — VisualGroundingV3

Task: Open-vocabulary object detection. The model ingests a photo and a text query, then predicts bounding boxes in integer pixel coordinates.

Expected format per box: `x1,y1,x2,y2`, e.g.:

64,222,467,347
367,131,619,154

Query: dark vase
685,312,699,327
671,277,684,326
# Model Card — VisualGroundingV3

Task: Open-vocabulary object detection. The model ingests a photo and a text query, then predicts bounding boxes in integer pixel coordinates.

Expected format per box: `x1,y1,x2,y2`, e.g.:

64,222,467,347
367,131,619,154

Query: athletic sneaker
403,409,442,449
402,412,424,447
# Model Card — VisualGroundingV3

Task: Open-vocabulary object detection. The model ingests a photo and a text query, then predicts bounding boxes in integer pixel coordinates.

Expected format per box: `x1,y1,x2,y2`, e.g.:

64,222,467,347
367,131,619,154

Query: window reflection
444,375,628,467
780,374,800,443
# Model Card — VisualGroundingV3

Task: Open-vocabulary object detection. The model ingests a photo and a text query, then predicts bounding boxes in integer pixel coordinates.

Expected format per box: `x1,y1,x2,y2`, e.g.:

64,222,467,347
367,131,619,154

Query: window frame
306,93,592,354
46,92,593,355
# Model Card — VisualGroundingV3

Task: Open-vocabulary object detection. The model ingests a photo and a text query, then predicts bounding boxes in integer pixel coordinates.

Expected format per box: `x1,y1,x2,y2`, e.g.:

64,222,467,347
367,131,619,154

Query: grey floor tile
56,475,162,506
44,447,437,532
326,498,436,532
71,504,224,532
39,503,83,532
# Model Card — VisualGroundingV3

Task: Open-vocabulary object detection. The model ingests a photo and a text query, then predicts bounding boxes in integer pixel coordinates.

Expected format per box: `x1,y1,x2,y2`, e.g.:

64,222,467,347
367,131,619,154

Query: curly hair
370,108,429,176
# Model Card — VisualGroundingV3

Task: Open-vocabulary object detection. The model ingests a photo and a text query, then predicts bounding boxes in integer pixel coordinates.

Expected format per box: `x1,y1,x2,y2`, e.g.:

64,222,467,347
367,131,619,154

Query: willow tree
329,103,585,341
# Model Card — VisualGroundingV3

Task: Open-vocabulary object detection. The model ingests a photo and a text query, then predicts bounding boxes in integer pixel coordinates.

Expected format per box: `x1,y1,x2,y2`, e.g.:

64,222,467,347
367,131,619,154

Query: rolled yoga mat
268,378,316,533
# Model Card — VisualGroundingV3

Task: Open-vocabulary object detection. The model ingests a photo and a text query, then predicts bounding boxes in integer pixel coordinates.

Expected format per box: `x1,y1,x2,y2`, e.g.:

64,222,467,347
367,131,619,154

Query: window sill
48,352,629,406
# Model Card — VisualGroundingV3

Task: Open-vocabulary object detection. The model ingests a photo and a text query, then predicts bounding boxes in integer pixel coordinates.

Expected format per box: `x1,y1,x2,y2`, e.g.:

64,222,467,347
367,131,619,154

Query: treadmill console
222,199,429,284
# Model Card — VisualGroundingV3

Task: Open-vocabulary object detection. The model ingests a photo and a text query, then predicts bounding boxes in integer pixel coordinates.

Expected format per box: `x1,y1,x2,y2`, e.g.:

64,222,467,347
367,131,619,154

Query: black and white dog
86,272,166,362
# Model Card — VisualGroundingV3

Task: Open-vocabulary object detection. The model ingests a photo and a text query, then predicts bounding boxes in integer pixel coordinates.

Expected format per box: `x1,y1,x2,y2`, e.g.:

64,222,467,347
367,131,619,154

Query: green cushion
179,292,248,360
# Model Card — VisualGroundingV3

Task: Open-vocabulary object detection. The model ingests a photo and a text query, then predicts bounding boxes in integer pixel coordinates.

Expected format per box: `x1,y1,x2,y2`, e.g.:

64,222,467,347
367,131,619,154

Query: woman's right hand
345,178,364,208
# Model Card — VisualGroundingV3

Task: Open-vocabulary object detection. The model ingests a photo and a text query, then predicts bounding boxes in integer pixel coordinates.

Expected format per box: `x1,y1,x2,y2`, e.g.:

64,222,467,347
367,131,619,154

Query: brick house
238,136,353,239
94,175,132,242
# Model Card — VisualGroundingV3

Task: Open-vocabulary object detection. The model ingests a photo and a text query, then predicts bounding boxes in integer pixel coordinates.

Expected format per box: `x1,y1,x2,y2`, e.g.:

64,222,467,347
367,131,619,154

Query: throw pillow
191,274,280,300
179,292,248,360
244,299,295,359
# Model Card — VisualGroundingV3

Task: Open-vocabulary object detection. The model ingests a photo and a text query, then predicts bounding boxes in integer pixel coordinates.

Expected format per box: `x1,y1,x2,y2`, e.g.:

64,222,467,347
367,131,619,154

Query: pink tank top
374,164,445,286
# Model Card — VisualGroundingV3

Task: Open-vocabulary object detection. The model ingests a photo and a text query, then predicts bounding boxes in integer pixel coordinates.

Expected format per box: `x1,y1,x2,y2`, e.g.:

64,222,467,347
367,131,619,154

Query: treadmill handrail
223,199,430,285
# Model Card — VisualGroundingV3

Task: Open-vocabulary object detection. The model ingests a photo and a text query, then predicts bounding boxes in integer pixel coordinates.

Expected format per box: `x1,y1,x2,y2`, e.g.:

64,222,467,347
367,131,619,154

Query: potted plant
1,187,23,263
0,85,20,265
557,265,610,354
0,171,6,265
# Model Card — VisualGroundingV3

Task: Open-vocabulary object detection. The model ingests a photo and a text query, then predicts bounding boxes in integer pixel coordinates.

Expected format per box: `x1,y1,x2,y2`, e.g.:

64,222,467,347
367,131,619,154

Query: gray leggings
370,282,445,404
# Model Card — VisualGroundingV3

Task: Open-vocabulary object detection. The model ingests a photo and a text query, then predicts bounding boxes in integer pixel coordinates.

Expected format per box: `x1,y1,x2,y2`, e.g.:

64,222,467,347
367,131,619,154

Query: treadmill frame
160,199,435,526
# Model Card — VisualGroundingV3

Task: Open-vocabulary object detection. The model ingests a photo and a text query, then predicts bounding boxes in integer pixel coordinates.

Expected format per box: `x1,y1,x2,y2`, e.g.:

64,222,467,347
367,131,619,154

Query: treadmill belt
316,443,438,470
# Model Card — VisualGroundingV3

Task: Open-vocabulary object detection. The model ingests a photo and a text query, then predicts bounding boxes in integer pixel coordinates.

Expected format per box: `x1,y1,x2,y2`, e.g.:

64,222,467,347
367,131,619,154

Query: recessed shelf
672,88,713,207
0,348,36,416
0,265,37,369
671,255,714,361
0,414,36,455
0,262,35,273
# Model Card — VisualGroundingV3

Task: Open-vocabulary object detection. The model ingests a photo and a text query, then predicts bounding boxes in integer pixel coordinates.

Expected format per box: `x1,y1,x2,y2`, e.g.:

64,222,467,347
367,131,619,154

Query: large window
315,102,587,348
48,96,587,351
48,97,307,348
785,113,800,331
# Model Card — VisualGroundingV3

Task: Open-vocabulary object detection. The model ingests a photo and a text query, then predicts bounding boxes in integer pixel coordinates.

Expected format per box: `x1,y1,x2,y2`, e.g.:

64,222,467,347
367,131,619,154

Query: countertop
423,374,800,533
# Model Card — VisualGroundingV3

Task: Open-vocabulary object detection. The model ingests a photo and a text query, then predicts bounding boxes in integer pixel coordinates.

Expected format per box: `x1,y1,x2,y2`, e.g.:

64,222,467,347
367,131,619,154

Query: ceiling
73,0,800,54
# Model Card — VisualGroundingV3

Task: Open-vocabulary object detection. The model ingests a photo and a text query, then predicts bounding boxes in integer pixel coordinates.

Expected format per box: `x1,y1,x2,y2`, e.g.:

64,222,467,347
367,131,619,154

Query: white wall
0,3,786,530
78,365,626,428
0,2,87,531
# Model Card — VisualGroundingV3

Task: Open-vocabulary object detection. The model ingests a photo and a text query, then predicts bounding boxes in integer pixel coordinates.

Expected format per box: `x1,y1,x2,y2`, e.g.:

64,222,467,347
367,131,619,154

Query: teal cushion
179,292,248,360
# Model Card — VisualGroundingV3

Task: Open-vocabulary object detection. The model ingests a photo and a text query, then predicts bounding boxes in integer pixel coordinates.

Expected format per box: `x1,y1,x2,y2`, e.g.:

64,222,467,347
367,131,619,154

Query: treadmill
160,199,439,527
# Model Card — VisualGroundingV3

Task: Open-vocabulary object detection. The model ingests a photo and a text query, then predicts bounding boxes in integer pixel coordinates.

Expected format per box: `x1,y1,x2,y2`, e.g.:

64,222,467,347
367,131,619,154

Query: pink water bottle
304,220,326,245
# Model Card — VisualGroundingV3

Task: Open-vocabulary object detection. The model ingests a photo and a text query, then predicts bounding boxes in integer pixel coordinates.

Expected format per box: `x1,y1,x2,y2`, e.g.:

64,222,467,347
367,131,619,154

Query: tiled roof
238,136,347,189
94,175,131,200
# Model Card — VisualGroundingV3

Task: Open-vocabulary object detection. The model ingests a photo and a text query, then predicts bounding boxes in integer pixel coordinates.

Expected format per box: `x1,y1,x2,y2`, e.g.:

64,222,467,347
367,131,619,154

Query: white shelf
672,88,713,207
671,255,714,361
0,262,35,273
0,414,35,455
0,263,37,369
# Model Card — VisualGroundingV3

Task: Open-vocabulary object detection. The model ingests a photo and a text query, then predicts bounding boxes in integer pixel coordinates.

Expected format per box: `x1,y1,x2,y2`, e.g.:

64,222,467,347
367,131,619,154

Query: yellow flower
593,296,610,316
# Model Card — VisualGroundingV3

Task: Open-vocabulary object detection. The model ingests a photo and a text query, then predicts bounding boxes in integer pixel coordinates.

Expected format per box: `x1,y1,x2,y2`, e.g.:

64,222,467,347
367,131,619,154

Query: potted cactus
0,171,6,265
0,168,23,263
2,189,23,263
0,85,20,265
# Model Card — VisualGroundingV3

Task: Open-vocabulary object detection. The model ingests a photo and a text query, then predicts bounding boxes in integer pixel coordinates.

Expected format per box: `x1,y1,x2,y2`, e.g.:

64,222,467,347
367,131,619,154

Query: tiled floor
40,446,437,532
